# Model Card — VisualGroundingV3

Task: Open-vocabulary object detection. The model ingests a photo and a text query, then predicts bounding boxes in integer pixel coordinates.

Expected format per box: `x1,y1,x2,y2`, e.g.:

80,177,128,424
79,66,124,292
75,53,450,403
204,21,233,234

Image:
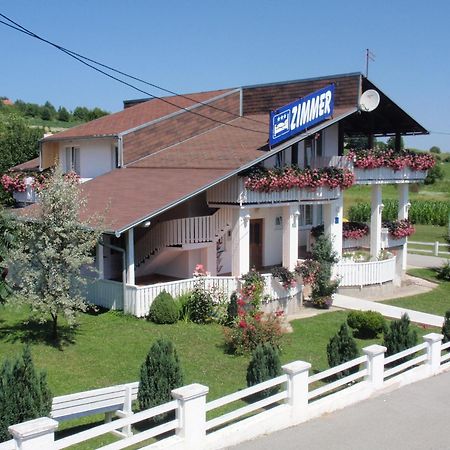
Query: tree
0,346,52,442
246,343,281,398
57,106,70,122
137,339,183,412
0,209,16,303
40,106,52,121
327,323,359,378
383,313,418,358
0,114,43,173
10,168,102,339
73,106,90,121
429,146,441,154
387,136,405,150
424,163,444,185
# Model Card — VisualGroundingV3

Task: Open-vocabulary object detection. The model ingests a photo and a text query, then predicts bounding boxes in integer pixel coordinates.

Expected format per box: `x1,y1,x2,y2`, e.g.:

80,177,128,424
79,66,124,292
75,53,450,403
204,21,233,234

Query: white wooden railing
7,332,447,449
135,208,232,266
207,175,341,205
408,240,450,257
84,273,303,318
353,167,428,185
336,255,396,287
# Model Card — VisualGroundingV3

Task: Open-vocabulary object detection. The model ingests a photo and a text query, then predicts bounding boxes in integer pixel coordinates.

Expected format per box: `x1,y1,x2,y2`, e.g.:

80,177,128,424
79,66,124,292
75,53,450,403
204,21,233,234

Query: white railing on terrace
84,273,302,318
336,255,396,287
342,228,406,250
353,167,428,184
207,175,341,205
9,333,447,450
135,208,232,266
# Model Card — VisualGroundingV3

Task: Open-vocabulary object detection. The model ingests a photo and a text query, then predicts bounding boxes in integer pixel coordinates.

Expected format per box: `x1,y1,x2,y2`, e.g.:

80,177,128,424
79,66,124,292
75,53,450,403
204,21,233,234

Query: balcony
353,167,427,185
207,175,341,206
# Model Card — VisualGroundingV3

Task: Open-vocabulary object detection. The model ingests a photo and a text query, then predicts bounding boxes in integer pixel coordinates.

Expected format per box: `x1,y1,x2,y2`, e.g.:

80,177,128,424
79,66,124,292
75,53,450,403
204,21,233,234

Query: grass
25,117,83,130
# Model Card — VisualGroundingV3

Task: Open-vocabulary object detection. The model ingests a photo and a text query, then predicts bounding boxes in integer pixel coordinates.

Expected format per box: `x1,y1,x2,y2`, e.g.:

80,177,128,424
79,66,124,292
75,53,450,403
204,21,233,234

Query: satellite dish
359,89,380,112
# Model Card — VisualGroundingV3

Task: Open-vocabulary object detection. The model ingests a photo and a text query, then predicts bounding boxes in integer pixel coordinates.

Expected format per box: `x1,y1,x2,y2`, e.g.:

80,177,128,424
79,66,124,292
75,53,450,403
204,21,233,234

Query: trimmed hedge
347,310,386,338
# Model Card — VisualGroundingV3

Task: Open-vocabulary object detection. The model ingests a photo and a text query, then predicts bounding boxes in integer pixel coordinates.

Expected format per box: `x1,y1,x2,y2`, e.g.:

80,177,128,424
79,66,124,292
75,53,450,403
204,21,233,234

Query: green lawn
25,117,83,130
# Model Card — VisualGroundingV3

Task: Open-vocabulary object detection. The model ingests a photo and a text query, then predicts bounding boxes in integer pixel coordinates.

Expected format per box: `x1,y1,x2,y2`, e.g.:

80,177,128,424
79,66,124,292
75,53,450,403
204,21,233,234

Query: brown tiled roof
10,157,40,172
42,89,233,140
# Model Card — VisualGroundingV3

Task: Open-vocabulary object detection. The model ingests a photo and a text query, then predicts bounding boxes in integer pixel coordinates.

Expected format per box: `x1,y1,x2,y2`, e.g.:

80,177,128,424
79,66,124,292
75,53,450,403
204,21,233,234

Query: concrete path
231,370,450,450
408,253,449,268
333,293,444,327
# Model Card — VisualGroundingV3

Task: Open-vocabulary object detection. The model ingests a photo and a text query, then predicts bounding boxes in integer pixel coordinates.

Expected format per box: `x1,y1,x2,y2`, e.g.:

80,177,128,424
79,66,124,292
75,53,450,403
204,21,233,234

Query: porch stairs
135,208,232,267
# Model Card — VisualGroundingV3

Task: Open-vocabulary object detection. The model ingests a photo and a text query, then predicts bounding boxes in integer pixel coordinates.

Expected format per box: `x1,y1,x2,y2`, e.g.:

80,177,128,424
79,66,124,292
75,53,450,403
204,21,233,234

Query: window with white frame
299,205,313,226
65,146,80,174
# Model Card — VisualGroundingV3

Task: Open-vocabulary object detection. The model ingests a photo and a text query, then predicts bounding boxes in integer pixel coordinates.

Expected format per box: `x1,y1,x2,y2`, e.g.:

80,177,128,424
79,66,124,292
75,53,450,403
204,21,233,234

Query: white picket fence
336,255,396,287
5,332,449,450
84,274,303,318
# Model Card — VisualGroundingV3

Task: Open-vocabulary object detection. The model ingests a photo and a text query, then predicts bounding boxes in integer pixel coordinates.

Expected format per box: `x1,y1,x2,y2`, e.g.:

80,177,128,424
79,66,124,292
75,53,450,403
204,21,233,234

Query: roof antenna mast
365,49,376,78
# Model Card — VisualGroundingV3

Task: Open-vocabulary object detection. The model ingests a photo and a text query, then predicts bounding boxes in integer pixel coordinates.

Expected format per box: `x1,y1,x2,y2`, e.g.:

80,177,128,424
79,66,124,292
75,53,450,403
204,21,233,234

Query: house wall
57,138,117,179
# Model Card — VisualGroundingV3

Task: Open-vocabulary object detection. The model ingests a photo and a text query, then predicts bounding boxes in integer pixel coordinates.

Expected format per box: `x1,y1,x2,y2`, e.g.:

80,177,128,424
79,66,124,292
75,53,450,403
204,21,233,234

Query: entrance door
250,219,263,269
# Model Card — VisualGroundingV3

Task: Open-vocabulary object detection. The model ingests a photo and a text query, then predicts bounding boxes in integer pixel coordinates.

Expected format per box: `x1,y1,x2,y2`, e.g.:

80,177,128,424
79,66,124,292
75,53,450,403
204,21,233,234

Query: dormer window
65,146,80,174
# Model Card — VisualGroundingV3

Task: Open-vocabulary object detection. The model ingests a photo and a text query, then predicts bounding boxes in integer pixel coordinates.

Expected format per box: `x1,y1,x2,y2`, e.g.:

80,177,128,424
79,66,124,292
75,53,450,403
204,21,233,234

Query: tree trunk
51,313,58,340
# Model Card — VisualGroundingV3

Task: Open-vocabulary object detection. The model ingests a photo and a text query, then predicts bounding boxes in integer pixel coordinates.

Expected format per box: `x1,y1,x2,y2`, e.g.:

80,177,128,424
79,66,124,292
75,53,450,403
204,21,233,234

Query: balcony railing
353,167,428,184
207,176,341,206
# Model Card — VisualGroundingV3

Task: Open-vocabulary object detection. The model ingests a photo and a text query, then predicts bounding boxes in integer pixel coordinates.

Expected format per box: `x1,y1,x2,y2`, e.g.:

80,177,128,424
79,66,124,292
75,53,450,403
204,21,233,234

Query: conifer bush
441,310,450,343
246,343,281,398
0,347,52,442
383,314,418,359
148,290,178,324
326,323,359,379
226,291,238,326
137,339,183,413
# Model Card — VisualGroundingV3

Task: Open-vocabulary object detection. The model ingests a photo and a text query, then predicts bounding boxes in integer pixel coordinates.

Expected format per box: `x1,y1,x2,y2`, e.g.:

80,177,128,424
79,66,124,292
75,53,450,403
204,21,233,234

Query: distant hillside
0,97,109,130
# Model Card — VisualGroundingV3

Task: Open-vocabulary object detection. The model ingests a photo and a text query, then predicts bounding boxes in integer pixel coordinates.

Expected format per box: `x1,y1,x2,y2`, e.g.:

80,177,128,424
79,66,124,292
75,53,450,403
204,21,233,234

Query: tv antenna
365,49,375,77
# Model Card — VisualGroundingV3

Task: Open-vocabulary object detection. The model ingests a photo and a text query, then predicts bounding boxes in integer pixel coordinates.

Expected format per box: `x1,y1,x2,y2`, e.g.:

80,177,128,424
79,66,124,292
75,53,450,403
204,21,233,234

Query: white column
203,244,217,276
370,185,383,259
126,228,135,285
323,196,343,259
398,184,410,270
363,344,387,389
282,361,311,420
96,242,104,279
282,205,299,270
9,417,59,450
423,333,443,375
231,208,250,277
172,383,209,449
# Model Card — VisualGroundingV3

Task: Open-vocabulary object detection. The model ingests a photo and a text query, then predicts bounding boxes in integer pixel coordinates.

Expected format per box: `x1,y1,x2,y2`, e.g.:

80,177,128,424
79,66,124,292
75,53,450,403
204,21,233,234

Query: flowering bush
1,173,28,192
384,219,415,239
342,222,369,240
347,148,435,171
271,266,296,289
294,259,321,285
244,166,354,192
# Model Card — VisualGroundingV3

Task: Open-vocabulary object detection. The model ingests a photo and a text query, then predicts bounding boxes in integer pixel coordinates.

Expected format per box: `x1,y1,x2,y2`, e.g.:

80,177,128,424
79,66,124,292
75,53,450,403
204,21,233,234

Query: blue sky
1,0,449,151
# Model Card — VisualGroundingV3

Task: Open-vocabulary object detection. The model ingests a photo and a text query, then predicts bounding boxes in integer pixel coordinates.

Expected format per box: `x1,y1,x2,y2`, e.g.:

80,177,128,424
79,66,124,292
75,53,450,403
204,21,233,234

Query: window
275,150,285,168
304,132,322,168
298,205,313,226
65,146,80,174
291,142,299,166
112,145,120,169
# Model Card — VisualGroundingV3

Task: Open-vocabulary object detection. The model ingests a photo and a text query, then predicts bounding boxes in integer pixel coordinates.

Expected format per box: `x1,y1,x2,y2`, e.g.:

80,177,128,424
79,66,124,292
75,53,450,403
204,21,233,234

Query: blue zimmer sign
269,84,335,147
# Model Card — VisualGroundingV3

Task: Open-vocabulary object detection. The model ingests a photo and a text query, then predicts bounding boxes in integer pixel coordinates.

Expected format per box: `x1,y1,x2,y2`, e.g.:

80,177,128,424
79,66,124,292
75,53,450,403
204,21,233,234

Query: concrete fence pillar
9,417,58,450
363,344,387,389
423,333,443,375
282,361,311,420
282,204,299,271
172,383,209,449
370,185,383,259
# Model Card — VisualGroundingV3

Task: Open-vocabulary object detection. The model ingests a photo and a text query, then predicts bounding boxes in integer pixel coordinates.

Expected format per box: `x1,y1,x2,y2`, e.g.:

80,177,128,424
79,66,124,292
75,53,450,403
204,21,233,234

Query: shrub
347,310,386,338
271,266,296,289
223,313,283,355
137,339,183,413
442,311,450,343
226,292,238,325
246,343,281,398
437,261,450,281
424,163,444,185
327,324,359,379
185,286,213,324
383,314,418,359
148,291,178,324
0,347,52,442
174,292,192,322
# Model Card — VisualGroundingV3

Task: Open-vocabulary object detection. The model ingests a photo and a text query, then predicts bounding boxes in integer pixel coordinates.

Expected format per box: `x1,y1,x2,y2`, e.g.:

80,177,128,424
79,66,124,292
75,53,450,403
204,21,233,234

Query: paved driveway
407,253,448,268
230,370,450,450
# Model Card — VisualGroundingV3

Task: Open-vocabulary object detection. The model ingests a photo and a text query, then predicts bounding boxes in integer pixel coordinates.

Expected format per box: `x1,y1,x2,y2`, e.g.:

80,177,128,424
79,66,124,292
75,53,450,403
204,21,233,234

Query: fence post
172,383,209,449
9,417,59,450
434,241,439,256
363,344,387,389
121,384,134,437
423,333,443,375
282,361,311,420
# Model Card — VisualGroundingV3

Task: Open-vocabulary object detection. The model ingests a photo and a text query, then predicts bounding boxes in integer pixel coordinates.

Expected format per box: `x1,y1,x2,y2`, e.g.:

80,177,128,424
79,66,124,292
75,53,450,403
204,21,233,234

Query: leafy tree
137,339,183,412
88,107,109,120
345,135,369,150
73,106,90,121
40,106,52,121
0,209,16,303
429,146,441,154
327,323,359,378
57,106,70,122
24,103,40,118
246,343,281,398
0,114,43,173
387,136,405,150
0,346,52,442
10,168,102,339
424,163,444,185
383,314,418,358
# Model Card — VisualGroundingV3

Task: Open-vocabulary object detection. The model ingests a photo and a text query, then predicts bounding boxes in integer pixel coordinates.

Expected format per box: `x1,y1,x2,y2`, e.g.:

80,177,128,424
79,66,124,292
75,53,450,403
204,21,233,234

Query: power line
430,131,450,136
0,13,268,135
